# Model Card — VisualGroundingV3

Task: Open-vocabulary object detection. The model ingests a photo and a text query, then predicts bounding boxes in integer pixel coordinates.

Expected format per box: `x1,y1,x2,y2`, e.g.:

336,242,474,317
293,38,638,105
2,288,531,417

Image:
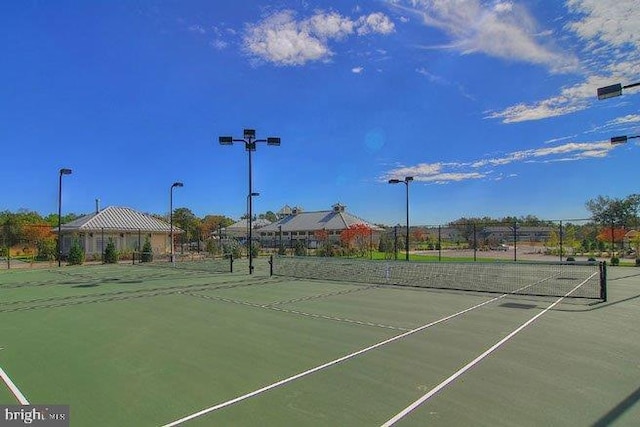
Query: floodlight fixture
597,84,623,100
243,129,256,139
59,168,72,175
611,135,640,144
219,136,233,145
388,179,401,184
267,137,281,146
172,181,184,188
597,82,640,100
611,136,628,144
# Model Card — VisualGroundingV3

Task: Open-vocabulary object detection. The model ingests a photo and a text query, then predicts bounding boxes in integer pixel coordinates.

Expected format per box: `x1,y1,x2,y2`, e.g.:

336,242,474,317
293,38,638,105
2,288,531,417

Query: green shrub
610,256,620,266
67,240,85,265
104,239,118,264
250,242,260,258
140,238,153,262
293,240,306,256
35,238,56,261
635,258,640,267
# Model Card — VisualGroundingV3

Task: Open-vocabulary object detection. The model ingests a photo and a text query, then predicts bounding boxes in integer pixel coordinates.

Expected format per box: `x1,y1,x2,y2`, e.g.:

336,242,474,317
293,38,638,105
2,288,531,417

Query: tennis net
270,256,607,300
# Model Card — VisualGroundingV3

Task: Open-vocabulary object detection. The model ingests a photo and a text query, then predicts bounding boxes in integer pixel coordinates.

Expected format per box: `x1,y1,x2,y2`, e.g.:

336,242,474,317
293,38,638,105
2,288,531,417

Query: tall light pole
389,176,413,261
597,82,640,100
219,129,280,274
170,181,183,264
57,168,72,267
246,192,260,270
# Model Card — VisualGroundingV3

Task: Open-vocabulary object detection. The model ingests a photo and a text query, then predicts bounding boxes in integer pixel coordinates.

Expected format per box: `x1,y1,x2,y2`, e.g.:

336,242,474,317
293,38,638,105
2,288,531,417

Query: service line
380,274,596,426
161,293,509,427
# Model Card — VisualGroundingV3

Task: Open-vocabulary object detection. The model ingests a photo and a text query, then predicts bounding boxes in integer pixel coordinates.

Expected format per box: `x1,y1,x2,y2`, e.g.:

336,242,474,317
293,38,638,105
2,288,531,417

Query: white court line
380,273,596,426
0,366,30,405
161,293,509,427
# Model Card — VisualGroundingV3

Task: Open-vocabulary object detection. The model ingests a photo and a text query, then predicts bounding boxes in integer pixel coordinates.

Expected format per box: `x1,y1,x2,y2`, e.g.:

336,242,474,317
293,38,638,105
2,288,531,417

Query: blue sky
2,0,639,225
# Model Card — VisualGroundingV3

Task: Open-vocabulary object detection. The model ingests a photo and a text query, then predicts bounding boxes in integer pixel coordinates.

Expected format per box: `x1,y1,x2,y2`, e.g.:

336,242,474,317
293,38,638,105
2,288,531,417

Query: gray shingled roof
259,209,383,233
59,206,179,232
226,218,272,231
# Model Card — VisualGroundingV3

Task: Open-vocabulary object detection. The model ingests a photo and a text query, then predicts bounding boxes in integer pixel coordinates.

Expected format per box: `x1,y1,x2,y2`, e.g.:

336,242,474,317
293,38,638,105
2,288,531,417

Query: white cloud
610,114,640,125
210,39,228,50
383,141,615,183
566,0,640,51
488,0,640,123
244,10,395,66
356,12,396,35
352,66,364,73
188,24,206,34
399,0,577,72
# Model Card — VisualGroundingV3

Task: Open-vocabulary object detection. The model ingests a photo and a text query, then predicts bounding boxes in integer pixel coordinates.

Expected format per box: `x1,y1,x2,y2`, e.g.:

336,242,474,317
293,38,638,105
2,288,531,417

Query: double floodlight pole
389,176,413,261
170,181,183,264
219,129,280,274
57,168,72,267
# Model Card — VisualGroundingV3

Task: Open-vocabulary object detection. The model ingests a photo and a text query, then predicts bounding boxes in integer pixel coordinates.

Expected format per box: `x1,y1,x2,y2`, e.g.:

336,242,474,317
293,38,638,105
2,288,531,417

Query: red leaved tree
340,224,372,256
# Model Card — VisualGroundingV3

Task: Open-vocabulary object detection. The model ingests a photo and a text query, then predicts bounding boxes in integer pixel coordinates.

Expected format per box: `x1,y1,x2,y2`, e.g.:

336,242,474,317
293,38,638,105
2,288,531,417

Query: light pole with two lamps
57,168,72,267
170,181,183,264
219,129,280,274
388,176,413,261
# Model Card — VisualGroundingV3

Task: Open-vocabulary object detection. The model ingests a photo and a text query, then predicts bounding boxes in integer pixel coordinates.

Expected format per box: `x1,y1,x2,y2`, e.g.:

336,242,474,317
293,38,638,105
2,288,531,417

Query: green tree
104,239,118,264
140,238,153,262
172,207,201,249
586,194,640,227
67,239,85,265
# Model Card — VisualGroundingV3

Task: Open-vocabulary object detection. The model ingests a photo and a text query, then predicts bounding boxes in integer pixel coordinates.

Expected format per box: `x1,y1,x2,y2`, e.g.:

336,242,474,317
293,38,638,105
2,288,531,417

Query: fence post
438,225,442,262
269,255,273,276
559,220,564,262
473,223,477,262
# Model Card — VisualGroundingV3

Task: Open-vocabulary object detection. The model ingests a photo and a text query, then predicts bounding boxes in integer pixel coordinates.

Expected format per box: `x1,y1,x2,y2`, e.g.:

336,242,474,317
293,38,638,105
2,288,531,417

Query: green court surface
1,259,638,426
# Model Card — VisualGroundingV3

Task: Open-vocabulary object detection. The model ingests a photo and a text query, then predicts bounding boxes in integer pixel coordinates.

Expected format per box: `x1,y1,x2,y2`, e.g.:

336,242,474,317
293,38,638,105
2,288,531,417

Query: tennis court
1,257,638,426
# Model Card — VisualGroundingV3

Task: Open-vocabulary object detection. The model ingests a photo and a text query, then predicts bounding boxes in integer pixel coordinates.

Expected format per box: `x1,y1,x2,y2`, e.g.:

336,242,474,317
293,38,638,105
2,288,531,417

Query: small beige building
57,206,181,257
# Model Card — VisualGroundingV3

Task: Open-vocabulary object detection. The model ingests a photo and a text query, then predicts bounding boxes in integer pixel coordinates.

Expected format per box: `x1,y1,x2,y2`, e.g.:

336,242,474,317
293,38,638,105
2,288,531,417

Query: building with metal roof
57,206,180,258
256,203,383,248
223,217,273,239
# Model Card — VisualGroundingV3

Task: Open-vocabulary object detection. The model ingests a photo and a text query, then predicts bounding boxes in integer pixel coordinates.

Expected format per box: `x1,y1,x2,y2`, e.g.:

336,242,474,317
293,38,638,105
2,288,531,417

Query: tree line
1,194,638,259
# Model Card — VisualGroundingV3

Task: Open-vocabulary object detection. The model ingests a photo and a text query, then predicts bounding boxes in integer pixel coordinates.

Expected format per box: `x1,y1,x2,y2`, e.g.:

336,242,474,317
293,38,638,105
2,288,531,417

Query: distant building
223,217,272,239
258,203,383,248
56,206,181,257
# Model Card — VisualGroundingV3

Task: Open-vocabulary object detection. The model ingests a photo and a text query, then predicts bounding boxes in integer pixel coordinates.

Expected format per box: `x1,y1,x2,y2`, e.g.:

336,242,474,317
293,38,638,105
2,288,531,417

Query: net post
599,261,607,301
132,251,135,265
269,255,273,276
229,254,233,273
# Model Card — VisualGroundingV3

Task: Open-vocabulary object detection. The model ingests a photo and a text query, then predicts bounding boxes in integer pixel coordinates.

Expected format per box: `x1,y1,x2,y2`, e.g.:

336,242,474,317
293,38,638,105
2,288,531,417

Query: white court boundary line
0,366,30,404
380,273,596,426
161,293,511,427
